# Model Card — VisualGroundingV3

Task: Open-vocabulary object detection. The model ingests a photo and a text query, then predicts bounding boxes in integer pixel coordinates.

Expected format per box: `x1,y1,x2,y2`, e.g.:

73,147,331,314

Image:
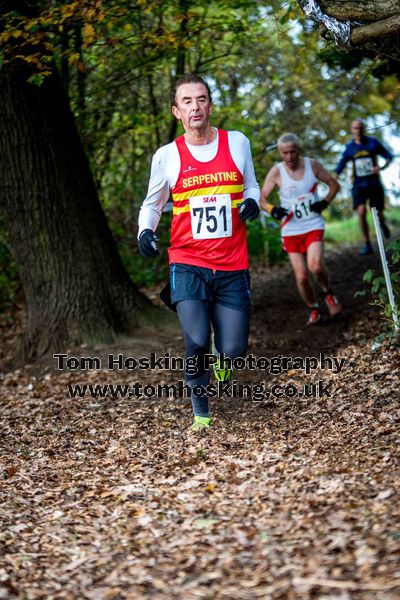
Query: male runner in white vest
137,74,260,430
260,133,342,325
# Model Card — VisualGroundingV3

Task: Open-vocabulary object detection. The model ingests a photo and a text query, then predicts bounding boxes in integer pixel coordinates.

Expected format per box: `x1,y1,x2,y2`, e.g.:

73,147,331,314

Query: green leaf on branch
27,73,46,86
371,276,386,294
363,269,374,283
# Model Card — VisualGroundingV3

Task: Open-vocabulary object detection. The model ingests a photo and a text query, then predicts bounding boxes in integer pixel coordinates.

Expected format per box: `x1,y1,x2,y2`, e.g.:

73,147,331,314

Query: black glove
310,199,329,214
271,206,289,221
239,198,260,221
138,229,159,258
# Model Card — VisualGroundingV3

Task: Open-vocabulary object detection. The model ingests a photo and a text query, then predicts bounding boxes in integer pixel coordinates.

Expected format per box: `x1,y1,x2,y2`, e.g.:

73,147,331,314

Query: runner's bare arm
311,160,340,203
260,165,279,212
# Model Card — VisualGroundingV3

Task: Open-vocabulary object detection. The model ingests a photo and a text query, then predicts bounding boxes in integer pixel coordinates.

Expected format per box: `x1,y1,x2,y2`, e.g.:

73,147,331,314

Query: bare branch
320,0,400,23
351,14,400,45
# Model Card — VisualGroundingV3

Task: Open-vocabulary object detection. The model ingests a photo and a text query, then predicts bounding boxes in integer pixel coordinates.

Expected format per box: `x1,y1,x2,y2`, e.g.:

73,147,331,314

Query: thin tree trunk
168,0,190,143
75,23,86,133
148,72,161,148
60,30,70,92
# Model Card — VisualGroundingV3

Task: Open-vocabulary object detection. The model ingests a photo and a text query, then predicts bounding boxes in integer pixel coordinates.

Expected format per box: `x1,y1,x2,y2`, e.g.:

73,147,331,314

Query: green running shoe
211,333,233,382
192,416,211,431
213,357,233,382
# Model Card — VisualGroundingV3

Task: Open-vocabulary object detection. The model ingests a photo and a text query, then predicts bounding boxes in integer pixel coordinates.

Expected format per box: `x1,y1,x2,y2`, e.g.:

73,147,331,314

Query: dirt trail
0,239,388,373
0,241,399,600
250,242,383,358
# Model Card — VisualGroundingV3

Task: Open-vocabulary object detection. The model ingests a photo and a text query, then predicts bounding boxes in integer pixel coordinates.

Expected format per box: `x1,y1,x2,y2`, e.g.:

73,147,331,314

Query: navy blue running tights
176,300,250,417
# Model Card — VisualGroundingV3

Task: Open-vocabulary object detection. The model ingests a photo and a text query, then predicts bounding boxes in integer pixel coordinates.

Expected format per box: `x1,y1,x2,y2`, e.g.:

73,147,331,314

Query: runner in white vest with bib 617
260,133,343,325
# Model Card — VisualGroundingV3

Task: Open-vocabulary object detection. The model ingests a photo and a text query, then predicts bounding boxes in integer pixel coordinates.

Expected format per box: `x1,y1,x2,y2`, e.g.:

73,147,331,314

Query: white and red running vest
278,157,325,236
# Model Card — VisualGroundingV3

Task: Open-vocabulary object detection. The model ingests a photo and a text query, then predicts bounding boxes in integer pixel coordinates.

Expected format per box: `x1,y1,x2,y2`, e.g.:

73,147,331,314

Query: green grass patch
325,207,400,246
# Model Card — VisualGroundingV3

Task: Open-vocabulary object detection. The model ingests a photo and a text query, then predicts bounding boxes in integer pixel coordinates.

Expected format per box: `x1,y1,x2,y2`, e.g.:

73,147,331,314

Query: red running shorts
282,229,325,254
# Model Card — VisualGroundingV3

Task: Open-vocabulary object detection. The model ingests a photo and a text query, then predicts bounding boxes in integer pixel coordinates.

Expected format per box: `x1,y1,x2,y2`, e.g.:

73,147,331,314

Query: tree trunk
168,0,190,143
75,23,87,133
0,59,155,363
319,1,400,22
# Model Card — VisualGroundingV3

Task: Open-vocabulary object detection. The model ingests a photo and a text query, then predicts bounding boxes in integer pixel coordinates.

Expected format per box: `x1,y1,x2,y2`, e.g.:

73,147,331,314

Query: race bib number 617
190,194,232,239
293,192,315,222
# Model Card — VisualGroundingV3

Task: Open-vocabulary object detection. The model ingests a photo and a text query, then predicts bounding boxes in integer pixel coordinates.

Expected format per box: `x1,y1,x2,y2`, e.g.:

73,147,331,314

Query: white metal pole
371,207,399,332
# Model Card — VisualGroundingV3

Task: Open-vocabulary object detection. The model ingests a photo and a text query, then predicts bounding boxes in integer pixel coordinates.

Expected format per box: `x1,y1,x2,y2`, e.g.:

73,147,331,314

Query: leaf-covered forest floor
1,240,399,600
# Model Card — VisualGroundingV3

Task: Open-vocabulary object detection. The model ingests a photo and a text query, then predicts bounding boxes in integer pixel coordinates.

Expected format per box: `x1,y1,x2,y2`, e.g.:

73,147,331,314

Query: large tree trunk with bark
0,57,156,363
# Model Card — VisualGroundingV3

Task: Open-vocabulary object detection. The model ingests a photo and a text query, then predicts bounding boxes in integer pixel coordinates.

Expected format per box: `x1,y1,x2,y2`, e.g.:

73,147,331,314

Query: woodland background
0,4,399,598
0,0,399,361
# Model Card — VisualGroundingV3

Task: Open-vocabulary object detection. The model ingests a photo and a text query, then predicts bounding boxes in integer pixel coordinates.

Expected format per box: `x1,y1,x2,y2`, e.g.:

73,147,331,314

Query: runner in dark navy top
335,119,393,255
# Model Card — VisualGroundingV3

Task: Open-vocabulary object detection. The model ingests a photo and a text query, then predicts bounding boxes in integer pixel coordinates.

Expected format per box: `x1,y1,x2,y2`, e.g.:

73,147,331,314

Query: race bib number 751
190,194,232,239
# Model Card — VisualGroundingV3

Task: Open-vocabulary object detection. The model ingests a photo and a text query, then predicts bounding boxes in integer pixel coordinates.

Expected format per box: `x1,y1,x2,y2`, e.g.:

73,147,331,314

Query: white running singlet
278,157,325,236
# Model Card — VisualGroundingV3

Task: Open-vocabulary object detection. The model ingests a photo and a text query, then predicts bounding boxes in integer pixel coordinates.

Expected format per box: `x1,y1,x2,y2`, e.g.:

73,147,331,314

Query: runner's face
172,83,213,133
279,143,300,168
351,121,364,141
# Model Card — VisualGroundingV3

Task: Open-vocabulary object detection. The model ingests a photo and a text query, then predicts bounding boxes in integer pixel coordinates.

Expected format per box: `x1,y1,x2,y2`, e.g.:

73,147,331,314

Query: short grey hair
277,132,301,148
